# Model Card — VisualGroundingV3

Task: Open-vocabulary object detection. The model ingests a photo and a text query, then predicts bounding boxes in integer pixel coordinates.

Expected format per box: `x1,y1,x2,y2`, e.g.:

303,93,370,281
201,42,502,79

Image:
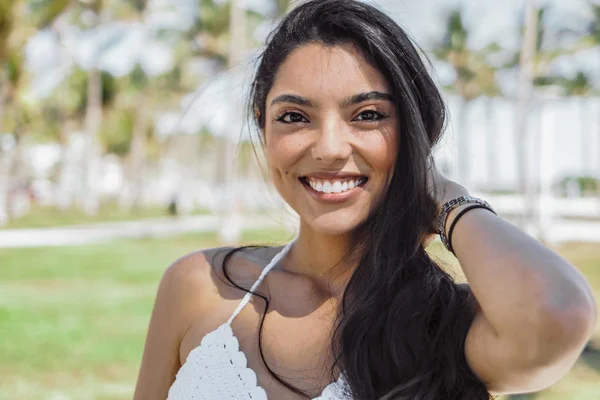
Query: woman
134,1,597,399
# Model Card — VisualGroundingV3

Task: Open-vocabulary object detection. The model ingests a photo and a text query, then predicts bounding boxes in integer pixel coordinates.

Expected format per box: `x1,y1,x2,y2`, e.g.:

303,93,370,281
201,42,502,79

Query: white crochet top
167,239,352,400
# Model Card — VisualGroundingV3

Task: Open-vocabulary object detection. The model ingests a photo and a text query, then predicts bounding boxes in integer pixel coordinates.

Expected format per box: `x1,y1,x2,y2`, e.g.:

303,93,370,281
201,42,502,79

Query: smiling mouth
298,176,368,194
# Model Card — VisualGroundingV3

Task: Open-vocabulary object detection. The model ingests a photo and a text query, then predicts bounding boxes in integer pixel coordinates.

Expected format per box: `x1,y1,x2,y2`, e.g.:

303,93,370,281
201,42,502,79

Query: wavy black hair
216,1,493,399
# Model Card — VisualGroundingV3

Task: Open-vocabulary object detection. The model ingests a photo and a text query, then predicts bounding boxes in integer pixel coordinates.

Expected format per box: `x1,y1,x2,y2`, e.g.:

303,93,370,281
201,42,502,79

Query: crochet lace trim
167,322,350,399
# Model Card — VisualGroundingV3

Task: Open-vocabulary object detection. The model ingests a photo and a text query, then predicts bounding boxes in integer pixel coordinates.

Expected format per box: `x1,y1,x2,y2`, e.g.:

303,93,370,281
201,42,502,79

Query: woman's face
264,43,398,235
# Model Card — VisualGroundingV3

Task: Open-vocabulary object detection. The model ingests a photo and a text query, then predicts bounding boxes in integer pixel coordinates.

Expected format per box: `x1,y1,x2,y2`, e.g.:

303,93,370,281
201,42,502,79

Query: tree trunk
514,0,539,235
7,130,31,219
55,119,76,210
0,145,11,227
0,66,9,226
455,97,471,187
595,98,600,209
484,97,497,191
81,67,102,215
579,97,590,176
128,102,149,209
0,66,6,127
537,100,555,246
217,0,246,244
597,100,600,204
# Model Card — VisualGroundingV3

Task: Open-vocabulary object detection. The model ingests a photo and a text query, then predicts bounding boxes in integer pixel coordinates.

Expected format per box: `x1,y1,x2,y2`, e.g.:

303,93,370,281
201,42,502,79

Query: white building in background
438,95,600,191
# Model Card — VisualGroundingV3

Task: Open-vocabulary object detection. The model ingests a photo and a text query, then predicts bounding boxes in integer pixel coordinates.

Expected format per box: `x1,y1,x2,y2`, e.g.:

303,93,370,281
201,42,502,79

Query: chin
307,211,368,236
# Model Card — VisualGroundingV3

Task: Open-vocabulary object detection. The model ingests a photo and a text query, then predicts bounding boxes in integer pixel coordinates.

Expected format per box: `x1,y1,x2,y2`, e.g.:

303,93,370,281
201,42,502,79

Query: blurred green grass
0,232,598,399
2,203,210,230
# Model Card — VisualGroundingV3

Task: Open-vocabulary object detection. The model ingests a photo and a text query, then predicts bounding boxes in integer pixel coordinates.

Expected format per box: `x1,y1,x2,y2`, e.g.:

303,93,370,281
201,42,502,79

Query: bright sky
377,0,589,50
376,0,600,78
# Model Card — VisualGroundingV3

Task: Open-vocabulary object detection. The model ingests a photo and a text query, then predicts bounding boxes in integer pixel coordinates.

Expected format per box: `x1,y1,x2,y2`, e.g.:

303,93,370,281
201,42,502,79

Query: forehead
267,43,390,103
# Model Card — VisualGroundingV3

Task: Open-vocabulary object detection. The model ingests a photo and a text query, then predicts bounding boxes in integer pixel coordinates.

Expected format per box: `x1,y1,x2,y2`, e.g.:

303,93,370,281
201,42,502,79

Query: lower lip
300,179,366,203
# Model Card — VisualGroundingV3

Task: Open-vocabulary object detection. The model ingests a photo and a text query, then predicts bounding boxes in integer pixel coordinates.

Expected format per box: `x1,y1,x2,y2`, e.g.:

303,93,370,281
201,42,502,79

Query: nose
311,117,353,163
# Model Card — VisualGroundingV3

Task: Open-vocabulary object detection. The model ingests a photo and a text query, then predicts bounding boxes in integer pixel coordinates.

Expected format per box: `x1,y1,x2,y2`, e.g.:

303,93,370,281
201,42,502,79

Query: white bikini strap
227,239,296,325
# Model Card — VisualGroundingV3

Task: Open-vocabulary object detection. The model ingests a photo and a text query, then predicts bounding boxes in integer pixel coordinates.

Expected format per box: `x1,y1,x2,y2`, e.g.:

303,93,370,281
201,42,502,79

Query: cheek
363,127,398,173
265,133,307,173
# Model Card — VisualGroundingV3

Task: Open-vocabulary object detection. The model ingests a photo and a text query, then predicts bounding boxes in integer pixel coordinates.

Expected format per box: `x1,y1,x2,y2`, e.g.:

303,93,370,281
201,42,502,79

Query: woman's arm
133,252,209,399
434,174,597,395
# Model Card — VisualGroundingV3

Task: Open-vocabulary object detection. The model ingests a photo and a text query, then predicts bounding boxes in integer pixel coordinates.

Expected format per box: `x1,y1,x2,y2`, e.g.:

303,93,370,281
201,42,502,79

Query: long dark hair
216,1,493,398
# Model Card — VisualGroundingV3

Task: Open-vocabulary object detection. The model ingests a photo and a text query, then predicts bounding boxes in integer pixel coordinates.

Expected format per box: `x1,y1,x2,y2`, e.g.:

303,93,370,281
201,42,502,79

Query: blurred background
0,0,599,399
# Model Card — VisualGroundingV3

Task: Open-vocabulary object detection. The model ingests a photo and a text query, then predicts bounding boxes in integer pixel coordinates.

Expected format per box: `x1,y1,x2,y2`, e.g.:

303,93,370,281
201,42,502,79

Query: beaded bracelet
437,195,495,253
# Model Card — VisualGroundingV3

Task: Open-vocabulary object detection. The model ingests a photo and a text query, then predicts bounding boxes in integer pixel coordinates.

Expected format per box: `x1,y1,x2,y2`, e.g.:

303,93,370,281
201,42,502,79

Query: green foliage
127,0,147,13
1,100,33,135
101,108,134,156
447,10,468,52
433,8,502,100
46,68,117,121
533,75,562,87
129,64,149,91
100,71,117,107
274,0,291,16
5,49,22,85
58,67,88,117
28,0,70,28
536,7,546,52
535,71,595,97
563,71,594,96
556,175,600,196
588,4,600,43
0,0,16,61
197,0,231,37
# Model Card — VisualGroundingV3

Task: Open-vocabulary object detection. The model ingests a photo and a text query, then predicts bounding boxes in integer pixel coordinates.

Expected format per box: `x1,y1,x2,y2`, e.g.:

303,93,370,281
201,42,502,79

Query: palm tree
513,0,540,236
77,0,105,215
177,0,293,242
215,0,247,243
0,0,70,225
42,67,89,210
433,9,503,190
433,9,476,187
517,2,600,237
33,0,184,213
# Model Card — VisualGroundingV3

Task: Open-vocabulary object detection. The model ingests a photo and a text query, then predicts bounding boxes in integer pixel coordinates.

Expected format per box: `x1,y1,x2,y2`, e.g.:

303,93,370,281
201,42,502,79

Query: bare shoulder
159,245,277,318
134,247,241,400
162,246,257,287
160,247,241,306
159,249,217,302
153,250,220,337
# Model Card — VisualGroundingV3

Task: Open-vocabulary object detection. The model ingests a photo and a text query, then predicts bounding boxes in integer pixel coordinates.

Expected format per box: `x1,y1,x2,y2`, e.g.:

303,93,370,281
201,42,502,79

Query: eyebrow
341,91,395,107
270,94,314,107
270,91,395,108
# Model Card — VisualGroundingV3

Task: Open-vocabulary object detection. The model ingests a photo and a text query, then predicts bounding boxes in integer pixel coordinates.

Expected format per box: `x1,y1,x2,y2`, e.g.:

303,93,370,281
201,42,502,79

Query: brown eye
353,110,386,122
277,112,308,123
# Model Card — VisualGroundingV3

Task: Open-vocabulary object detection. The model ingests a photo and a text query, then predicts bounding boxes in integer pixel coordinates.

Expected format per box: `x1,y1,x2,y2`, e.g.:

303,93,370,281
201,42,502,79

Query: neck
281,220,357,297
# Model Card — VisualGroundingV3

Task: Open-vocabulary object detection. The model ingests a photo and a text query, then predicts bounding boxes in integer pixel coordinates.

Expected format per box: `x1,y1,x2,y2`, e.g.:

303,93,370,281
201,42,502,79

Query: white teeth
305,178,366,194
332,181,343,193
